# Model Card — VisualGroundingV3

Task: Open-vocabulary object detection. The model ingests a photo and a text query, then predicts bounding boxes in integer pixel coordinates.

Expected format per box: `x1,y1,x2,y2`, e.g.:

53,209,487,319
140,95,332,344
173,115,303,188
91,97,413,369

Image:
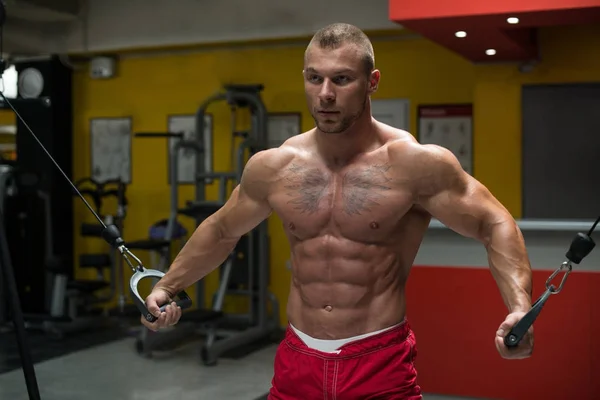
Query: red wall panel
591,273,600,397
406,266,598,399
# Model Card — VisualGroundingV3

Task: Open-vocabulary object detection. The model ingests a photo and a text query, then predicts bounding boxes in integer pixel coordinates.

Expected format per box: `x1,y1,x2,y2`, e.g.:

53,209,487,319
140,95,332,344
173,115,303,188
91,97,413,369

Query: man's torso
265,125,431,339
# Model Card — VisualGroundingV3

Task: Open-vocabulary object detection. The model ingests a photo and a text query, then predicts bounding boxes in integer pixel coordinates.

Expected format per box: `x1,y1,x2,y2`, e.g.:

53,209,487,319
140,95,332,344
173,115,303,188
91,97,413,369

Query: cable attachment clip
101,224,143,273
119,246,145,274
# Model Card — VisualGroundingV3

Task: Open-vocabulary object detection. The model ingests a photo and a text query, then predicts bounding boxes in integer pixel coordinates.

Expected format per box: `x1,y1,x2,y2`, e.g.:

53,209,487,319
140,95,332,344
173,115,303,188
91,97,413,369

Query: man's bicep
424,178,506,239
417,147,510,241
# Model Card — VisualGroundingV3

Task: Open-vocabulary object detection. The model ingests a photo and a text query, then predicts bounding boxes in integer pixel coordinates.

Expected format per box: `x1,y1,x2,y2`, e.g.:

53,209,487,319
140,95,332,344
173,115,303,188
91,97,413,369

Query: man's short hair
307,23,375,74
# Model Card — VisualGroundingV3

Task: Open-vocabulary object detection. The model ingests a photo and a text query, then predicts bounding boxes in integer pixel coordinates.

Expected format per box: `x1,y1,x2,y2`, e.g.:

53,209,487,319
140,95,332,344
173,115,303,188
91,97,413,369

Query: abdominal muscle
286,235,410,340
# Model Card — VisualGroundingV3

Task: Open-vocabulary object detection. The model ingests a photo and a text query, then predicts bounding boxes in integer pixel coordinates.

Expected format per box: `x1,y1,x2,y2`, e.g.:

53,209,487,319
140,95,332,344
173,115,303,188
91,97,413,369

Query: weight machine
74,177,144,318
0,167,119,338
134,84,280,365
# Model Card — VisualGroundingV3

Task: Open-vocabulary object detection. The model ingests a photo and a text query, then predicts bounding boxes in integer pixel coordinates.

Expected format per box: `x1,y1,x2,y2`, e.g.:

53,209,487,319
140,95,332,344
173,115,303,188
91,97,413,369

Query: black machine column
1,55,73,312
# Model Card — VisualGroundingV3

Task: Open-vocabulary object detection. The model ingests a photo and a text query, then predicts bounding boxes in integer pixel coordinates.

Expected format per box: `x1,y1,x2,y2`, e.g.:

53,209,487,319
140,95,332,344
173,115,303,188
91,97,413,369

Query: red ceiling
388,0,600,63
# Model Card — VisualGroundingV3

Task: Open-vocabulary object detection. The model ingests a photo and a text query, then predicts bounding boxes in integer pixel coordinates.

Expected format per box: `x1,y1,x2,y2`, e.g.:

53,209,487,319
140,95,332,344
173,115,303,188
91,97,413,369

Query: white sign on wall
371,98,410,130
90,117,132,183
417,104,473,175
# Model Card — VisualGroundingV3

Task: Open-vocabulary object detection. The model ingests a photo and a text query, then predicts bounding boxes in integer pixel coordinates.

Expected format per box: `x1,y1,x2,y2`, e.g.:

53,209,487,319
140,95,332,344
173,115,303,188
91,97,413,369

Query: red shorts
268,319,423,400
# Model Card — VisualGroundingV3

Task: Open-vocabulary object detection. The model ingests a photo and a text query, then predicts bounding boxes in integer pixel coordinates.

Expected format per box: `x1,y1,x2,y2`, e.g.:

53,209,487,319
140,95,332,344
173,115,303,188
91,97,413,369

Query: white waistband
289,322,402,354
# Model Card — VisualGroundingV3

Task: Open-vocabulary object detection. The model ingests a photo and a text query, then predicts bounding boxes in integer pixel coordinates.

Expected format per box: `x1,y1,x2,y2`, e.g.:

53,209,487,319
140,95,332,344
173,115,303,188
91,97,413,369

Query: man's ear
369,69,381,93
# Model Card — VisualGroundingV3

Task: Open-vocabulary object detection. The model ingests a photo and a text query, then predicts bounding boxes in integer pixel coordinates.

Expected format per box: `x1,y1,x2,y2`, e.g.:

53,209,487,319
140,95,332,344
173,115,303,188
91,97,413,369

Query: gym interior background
0,0,599,399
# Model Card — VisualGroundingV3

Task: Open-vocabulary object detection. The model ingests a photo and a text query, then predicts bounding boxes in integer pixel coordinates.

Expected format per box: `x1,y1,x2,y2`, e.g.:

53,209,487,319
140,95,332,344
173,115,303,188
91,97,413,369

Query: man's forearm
484,218,533,313
154,217,240,297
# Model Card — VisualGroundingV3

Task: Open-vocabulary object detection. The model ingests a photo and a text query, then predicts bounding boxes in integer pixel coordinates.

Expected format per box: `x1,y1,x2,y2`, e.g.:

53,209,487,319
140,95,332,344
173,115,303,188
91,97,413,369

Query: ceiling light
485,49,497,56
507,17,519,24
455,31,467,38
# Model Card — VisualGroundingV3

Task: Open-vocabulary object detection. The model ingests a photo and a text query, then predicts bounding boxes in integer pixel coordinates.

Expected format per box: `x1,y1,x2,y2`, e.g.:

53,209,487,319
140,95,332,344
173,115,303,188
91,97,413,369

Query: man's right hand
140,288,183,332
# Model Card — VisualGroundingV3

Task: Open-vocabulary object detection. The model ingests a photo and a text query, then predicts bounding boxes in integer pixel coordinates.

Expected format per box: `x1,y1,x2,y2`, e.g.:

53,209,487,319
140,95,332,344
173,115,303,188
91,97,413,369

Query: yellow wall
473,24,600,216
71,23,600,325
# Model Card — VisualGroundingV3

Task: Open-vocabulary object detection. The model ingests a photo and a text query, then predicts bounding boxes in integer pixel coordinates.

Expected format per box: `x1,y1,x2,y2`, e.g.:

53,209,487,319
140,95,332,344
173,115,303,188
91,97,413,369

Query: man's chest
270,161,415,241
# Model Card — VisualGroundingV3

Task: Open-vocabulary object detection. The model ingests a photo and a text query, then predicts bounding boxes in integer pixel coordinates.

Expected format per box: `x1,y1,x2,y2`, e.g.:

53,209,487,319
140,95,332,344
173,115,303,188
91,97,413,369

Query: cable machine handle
503,229,596,348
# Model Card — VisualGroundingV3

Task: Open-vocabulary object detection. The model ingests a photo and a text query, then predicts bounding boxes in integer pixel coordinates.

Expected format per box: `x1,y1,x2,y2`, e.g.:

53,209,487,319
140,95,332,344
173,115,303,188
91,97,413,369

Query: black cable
587,215,600,237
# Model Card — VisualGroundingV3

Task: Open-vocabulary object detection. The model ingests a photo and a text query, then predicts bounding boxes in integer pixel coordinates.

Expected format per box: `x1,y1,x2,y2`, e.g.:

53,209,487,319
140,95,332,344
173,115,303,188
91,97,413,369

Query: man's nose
318,81,335,103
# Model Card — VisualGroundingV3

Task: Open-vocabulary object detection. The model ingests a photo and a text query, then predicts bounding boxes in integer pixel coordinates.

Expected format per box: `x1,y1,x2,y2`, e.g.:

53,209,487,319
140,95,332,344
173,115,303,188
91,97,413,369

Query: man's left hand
494,311,534,359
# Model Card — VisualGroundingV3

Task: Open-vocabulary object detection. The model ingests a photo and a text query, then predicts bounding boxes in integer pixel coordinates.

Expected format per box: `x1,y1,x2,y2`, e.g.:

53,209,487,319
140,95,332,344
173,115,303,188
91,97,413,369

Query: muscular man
142,23,534,399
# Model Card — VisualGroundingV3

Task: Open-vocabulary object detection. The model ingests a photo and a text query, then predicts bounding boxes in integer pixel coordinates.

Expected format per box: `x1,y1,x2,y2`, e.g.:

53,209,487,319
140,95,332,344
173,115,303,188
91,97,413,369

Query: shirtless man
141,23,534,399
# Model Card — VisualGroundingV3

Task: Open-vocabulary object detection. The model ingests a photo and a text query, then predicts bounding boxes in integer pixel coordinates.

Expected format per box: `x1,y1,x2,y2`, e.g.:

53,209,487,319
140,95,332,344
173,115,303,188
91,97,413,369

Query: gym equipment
6,59,74,289
504,218,598,347
119,231,177,316
74,177,179,318
74,177,136,317
0,166,113,338
133,84,280,366
0,108,193,324
0,165,52,317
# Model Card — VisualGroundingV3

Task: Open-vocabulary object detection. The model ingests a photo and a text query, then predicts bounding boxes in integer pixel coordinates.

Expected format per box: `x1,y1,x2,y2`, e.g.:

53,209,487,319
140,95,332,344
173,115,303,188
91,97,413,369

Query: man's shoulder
245,134,309,176
385,131,459,172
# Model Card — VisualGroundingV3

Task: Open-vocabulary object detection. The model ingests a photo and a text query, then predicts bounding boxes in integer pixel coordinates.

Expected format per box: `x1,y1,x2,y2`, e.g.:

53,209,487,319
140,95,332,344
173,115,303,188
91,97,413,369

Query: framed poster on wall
371,98,410,130
167,113,213,184
90,117,132,183
267,112,302,148
417,104,473,175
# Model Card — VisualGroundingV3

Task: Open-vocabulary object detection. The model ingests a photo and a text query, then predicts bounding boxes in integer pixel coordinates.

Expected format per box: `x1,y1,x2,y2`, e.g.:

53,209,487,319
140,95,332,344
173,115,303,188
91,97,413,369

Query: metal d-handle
129,268,193,323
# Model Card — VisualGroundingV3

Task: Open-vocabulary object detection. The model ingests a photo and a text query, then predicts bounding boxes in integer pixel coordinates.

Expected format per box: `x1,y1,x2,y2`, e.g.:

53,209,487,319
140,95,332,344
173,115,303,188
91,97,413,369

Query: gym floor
0,320,483,400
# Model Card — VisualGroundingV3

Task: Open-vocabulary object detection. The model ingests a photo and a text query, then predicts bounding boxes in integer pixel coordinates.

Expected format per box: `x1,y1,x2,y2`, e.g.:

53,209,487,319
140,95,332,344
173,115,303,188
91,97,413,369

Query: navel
288,222,295,230
370,221,379,229
324,305,333,312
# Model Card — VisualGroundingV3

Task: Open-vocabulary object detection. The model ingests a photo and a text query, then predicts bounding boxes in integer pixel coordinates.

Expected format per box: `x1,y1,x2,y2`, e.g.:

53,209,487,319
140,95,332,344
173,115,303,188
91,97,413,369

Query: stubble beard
313,97,368,134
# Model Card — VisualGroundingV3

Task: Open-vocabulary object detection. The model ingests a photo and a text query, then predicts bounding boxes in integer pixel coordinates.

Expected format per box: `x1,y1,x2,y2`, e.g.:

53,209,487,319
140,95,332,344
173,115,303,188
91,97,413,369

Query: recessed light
507,17,519,24
455,31,467,38
486,49,497,56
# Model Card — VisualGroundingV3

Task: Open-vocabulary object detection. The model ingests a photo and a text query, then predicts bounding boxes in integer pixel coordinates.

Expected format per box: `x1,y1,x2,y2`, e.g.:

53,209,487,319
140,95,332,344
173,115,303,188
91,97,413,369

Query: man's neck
316,116,378,168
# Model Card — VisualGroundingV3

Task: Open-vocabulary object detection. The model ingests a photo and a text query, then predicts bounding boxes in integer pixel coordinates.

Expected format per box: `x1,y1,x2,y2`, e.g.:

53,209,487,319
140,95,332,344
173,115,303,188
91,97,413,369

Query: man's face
303,43,379,134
